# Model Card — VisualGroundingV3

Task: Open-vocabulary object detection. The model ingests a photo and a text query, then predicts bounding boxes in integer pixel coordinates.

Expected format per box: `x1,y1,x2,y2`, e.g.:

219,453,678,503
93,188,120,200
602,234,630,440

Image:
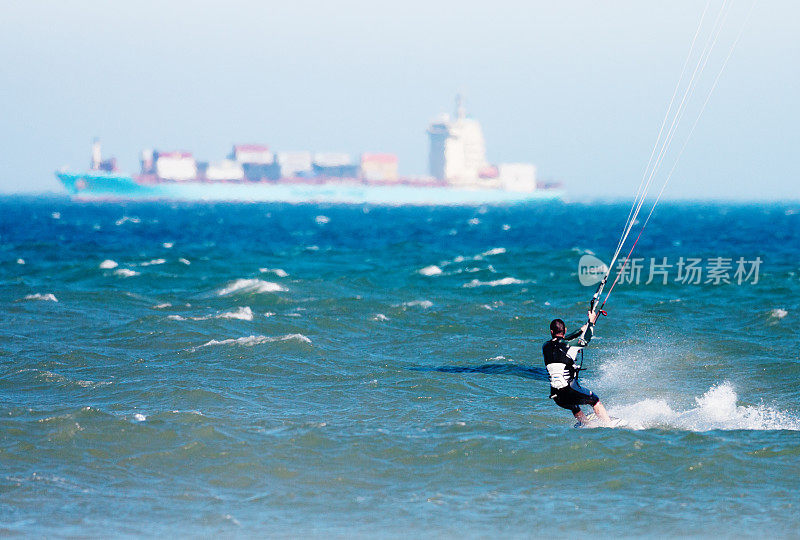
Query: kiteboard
574,413,627,429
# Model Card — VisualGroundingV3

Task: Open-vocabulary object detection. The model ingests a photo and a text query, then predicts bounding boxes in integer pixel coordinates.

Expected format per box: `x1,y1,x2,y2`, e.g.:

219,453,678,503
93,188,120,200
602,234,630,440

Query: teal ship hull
57,171,563,205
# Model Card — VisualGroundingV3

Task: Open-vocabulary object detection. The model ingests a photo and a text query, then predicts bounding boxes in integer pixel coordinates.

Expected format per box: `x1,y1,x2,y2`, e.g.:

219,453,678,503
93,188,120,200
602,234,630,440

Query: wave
401,300,433,309
259,268,288,277
480,247,506,257
169,306,255,322
609,382,800,431
139,258,166,266
437,247,507,268
463,277,524,288
419,265,442,276
770,308,788,319
217,279,286,296
201,333,311,347
115,216,140,226
23,293,58,302
218,306,254,320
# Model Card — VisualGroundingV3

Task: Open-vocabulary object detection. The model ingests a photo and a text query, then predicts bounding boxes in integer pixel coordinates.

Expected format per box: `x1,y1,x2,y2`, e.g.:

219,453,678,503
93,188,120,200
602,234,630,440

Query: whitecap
153,303,172,309
16,258,25,265
218,306,254,321
481,247,506,257
133,413,147,422
217,279,285,296
115,216,141,226
99,259,118,269
502,224,511,231
463,277,524,288
771,308,788,319
162,242,174,249
178,258,191,265
51,212,61,219
372,313,389,321
315,215,330,224
419,265,442,276
24,293,58,302
259,268,288,277
140,258,166,266
402,300,433,309
468,218,480,225
114,269,139,277
201,333,312,347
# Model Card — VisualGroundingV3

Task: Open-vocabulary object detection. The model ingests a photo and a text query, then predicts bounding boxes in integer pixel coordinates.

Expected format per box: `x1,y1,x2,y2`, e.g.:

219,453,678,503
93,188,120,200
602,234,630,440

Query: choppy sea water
1,196,799,537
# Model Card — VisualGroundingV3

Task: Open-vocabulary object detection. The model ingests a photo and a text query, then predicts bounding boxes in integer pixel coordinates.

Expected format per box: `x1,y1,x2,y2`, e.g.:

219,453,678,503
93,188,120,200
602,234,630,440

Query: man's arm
564,310,599,345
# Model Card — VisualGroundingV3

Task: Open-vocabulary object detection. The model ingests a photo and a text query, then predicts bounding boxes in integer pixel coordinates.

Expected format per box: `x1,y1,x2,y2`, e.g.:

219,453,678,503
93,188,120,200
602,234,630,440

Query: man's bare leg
573,408,589,425
592,401,611,423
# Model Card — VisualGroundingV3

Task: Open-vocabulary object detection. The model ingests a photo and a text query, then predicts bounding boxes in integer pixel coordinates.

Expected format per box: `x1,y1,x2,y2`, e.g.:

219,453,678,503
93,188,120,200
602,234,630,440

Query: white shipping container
233,146,273,164
206,159,244,181
156,156,197,181
313,152,351,167
277,151,312,177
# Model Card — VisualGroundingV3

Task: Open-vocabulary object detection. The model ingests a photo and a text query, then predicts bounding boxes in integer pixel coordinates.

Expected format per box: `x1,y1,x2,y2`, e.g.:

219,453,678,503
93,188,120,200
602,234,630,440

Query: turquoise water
1,197,799,536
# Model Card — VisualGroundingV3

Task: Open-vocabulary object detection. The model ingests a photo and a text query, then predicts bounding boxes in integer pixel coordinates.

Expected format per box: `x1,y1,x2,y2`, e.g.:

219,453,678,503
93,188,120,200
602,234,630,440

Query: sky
0,0,797,199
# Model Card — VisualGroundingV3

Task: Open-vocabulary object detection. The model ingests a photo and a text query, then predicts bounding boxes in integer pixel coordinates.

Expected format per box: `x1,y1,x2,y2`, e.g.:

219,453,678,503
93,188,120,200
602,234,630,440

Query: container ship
56,98,563,205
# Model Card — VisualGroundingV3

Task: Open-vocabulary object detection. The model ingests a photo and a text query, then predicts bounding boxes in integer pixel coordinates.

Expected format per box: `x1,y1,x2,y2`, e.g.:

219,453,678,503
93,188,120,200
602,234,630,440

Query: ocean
1,196,798,537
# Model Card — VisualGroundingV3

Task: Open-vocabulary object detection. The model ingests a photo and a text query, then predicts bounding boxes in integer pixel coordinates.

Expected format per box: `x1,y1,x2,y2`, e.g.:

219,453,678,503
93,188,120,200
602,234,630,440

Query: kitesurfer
543,311,612,425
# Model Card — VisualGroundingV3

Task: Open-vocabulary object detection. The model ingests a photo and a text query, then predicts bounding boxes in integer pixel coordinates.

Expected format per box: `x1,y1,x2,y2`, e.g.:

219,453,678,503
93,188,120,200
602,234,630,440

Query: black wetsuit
542,324,600,414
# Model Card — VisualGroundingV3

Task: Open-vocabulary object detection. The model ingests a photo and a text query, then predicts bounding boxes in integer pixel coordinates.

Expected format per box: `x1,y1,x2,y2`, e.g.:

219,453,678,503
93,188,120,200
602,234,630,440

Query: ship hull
57,171,563,205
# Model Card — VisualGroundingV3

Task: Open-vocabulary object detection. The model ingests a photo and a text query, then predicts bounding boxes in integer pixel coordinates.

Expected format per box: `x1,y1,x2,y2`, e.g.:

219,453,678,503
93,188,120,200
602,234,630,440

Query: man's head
550,318,566,337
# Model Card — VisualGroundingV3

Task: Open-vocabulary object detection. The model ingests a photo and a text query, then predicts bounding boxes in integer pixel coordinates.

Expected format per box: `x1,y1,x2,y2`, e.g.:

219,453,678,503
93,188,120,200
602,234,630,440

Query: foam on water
259,268,288,277
770,308,788,319
218,306,254,320
168,306,254,321
419,265,442,276
115,216,141,226
217,278,286,295
401,300,433,309
480,247,506,257
139,258,166,266
201,333,312,347
463,277,524,288
610,382,800,431
23,293,58,302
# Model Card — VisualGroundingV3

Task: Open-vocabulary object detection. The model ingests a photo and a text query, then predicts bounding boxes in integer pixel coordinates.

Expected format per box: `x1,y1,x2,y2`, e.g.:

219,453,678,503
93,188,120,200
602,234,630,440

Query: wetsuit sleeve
564,323,593,344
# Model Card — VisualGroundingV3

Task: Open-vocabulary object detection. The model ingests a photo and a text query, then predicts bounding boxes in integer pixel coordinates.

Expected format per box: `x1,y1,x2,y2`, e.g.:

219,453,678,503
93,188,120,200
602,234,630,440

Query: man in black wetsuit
542,310,611,425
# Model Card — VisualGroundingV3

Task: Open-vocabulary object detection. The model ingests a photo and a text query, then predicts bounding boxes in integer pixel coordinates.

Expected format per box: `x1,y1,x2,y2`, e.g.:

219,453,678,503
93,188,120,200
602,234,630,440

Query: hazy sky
1,0,797,199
